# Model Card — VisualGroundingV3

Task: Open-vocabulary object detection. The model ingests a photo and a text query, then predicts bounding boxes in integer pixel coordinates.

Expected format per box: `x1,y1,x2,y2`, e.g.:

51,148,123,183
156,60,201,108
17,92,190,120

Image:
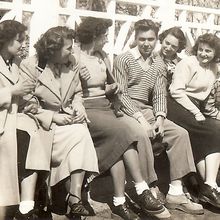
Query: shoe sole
111,212,141,220
141,205,166,215
199,195,220,209
165,203,204,215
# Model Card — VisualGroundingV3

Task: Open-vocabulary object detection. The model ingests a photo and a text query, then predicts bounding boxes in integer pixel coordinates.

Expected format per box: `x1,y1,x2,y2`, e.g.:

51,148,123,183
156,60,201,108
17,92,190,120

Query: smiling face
135,29,157,59
196,42,215,66
53,38,73,64
161,34,179,60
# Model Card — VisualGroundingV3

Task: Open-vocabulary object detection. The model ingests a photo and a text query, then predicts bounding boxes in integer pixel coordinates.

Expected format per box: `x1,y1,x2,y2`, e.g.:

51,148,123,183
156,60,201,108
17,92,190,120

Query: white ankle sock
19,200,35,214
168,184,184,196
113,196,126,206
135,181,149,195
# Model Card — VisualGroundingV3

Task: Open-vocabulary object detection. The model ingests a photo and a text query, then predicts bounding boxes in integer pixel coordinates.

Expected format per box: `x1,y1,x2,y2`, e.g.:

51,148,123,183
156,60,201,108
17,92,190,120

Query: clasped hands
138,115,165,139
52,107,90,126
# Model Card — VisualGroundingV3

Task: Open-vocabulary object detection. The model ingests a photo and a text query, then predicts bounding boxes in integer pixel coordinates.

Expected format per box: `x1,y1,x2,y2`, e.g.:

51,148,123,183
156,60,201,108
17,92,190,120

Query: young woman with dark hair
76,17,170,220
0,20,49,220
158,27,187,88
19,26,99,219
169,33,220,208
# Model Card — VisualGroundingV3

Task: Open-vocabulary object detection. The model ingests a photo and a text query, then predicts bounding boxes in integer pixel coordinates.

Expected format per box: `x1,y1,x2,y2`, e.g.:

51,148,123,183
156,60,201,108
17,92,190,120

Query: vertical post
105,0,116,67
66,0,80,29
12,0,23,22
29,0,59,55
156,0,176,31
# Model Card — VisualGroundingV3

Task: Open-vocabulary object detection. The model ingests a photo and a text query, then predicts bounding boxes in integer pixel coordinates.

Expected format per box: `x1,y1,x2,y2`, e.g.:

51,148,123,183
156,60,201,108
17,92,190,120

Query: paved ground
52,174,220,220
2,153,220,220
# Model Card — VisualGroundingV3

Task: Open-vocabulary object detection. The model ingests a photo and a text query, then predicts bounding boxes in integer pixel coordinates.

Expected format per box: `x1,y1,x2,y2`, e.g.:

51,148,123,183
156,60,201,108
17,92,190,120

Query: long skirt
50,123,99,186
84,97,139,173
167,94,220,163
50,123,98,214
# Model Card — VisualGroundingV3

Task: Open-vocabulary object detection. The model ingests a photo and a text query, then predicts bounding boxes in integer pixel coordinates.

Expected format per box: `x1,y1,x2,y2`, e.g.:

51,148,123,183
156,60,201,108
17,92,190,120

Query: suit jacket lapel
0,56,19,84
60,62,79,102
37,65,61,100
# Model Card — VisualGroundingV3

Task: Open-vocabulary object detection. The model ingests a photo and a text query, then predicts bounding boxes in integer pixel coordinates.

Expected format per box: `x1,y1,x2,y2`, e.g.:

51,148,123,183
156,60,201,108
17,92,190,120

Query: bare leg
205,153,220,184
122,145,143,183
110,159,126,197
196,159,206,181
20,172,38,201
68,170,85,204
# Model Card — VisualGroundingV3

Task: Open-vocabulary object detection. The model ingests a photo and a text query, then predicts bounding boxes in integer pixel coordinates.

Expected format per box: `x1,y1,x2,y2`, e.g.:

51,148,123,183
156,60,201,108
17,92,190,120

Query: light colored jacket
0,55,49,206
19,54,84,150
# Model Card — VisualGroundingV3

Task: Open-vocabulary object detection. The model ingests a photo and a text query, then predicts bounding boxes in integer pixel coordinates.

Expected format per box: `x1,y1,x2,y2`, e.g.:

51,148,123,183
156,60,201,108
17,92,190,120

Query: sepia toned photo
0,0,220,219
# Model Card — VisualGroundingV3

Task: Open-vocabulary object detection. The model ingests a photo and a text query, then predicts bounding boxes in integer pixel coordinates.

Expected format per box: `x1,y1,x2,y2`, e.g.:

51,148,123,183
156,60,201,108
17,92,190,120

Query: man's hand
105,83,122,95
11,79,36,96
153,116,165,138
138,115,156,138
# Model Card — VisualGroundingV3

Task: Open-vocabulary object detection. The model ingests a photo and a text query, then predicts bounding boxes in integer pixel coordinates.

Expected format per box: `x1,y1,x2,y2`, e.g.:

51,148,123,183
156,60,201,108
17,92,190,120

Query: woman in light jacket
0,20,50,219
19,26,99,218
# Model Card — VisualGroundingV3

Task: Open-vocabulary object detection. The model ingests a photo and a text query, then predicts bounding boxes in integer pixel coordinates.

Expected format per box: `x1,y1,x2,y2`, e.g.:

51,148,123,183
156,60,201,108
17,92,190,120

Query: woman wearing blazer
0,20,50,219
19,26,99,219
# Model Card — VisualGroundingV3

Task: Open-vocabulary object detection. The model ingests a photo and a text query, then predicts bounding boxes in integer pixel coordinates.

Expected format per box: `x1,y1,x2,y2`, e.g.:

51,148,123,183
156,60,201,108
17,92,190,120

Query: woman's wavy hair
192,33,220,60
134,19,161,39
34,26,75,62
76,17,112,44
0,20,27,50
159,27,186,53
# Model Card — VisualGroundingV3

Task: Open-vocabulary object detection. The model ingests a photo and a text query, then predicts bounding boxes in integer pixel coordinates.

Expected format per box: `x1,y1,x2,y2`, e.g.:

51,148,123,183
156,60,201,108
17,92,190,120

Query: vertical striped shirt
113,46,167,118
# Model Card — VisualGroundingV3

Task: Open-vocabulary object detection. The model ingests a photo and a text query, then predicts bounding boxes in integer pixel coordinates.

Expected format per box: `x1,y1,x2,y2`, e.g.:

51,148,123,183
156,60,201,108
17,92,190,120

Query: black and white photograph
0,0,220,219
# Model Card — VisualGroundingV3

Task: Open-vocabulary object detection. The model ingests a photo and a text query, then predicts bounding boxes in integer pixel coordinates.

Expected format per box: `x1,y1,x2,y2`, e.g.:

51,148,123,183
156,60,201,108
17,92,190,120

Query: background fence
0,0,219,63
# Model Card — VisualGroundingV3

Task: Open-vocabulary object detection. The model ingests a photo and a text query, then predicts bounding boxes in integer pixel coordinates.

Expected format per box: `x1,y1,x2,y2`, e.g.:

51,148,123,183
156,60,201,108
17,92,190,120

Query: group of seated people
0,16,220,220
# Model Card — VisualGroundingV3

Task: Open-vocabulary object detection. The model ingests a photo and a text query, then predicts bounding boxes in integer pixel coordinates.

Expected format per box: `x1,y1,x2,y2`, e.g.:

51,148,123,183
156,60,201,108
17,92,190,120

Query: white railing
0,0,219,63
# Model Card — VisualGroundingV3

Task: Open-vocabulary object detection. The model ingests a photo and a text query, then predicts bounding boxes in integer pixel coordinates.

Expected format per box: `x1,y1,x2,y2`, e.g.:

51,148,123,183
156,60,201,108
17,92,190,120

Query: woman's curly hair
192,33,220,60
159,27,186,53
76,17,112,44
0,20,27,50
34,26,75,62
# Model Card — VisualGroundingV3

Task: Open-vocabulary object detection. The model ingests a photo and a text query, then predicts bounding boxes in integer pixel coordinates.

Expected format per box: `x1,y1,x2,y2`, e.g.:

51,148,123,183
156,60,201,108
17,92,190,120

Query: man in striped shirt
113,19,203,215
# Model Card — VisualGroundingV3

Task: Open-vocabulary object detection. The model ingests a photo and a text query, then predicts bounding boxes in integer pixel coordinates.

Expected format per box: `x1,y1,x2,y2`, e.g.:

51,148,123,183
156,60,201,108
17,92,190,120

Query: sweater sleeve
203,81,220,119
169,58,201,115
153,71,167,118
113,54,141,117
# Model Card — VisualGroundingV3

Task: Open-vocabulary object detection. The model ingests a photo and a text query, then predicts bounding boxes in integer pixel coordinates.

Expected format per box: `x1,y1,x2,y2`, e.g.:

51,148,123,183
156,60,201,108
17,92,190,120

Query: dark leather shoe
14,209,38,220
199,183,220,208
150,186,166,205
112,203,140,220
37,209,53,220
67,193,90,217
138,190,165,214
69,201,90,216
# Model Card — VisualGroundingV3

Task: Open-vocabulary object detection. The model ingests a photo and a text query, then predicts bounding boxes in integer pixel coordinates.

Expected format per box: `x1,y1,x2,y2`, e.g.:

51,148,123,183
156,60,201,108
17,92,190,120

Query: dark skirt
167,94,220,163
84,97,138,173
